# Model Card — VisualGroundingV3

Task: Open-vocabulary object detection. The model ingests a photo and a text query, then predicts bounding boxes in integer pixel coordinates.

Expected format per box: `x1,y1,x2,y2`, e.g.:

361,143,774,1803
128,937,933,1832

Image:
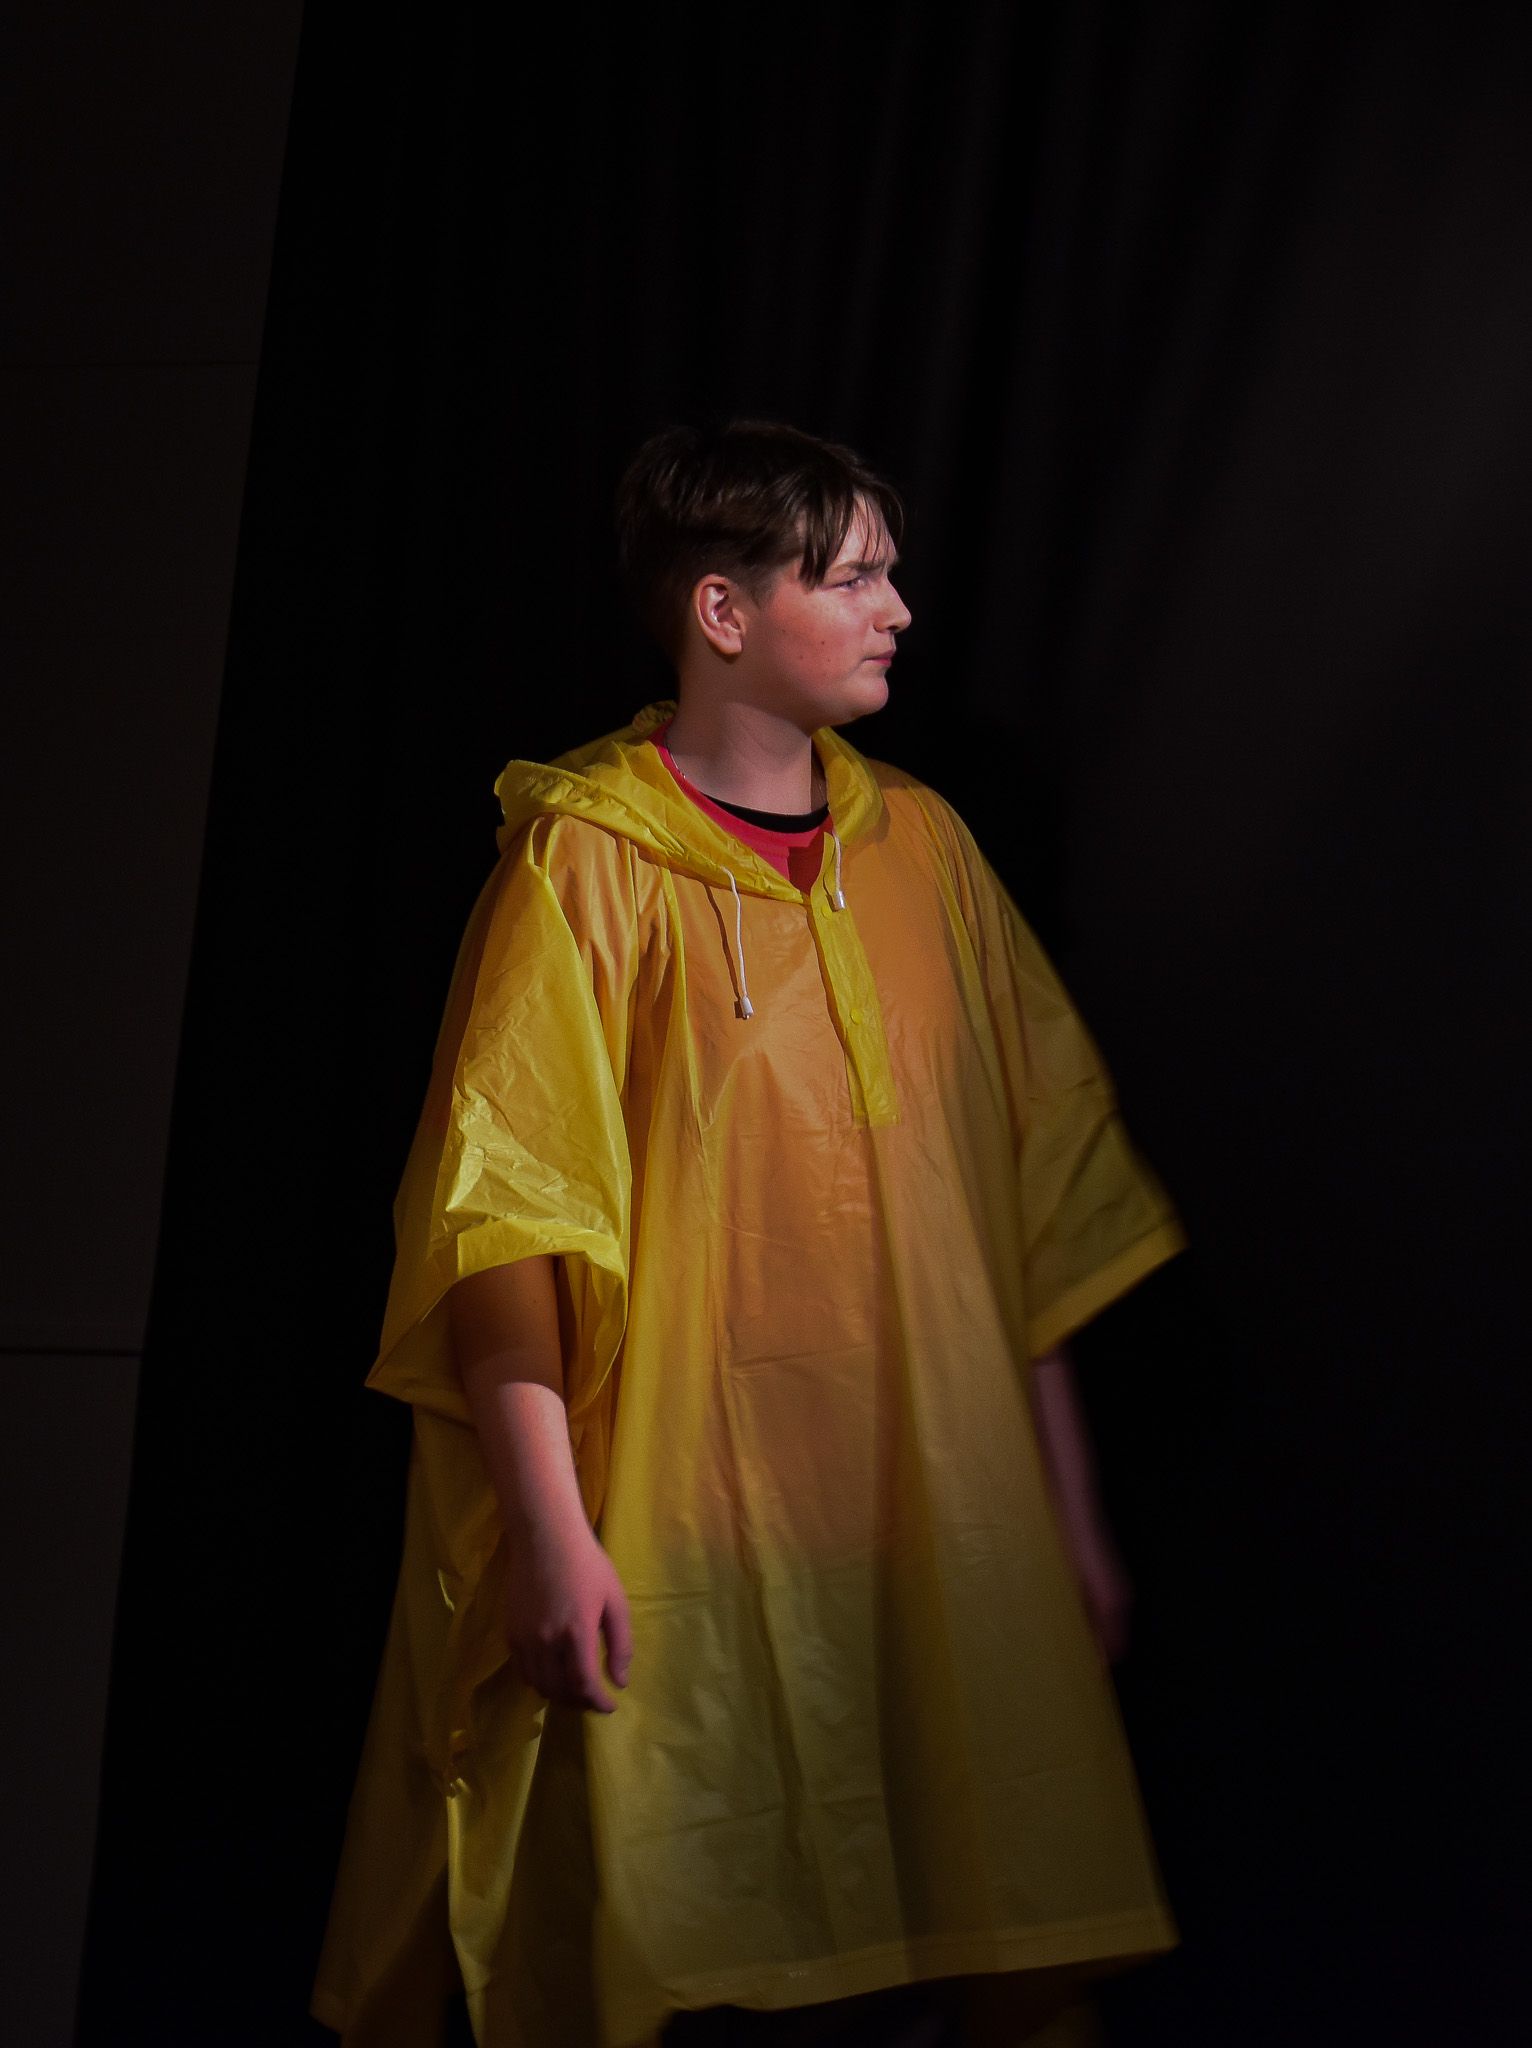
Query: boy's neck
661,699,827,813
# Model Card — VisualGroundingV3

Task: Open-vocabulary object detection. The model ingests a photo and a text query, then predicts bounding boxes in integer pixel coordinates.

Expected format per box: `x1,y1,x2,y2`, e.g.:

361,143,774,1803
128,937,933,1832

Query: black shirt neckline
702,792,831,831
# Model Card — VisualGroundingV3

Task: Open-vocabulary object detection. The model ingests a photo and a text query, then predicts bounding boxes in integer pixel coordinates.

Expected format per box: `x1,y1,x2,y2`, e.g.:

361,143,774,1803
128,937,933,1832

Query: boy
312,420,1188,2047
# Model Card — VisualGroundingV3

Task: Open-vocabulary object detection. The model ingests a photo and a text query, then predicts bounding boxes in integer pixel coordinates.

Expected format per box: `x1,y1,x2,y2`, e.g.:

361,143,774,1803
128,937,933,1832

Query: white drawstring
726,871,754,1019
829,825,846,911
725,825,845,1024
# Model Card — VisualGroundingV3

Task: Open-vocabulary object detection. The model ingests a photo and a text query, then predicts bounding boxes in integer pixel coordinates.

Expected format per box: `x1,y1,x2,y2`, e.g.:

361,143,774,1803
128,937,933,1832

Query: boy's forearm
1029,1341,1133,1661
1028,1343,1110,1540
448,1257,589,1541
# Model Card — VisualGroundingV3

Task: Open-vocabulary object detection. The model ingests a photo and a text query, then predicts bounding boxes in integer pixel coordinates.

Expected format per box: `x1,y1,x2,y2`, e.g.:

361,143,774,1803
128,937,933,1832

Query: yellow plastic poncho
312,699,1188,2048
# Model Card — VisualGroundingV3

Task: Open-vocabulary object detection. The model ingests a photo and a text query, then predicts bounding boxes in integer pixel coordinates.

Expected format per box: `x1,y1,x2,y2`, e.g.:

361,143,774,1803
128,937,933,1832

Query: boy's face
692,497,912,728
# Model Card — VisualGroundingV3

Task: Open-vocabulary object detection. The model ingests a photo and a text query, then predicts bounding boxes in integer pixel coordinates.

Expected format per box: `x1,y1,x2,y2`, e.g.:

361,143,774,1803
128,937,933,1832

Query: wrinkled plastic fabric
311,701,1189,2048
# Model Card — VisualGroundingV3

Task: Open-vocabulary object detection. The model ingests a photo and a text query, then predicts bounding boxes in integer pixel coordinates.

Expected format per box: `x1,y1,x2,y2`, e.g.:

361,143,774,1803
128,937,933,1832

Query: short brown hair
615,418,905,664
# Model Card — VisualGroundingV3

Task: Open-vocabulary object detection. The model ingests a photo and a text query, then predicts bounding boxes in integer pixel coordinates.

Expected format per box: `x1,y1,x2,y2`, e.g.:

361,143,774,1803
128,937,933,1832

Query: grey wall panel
1,362,260,1349
5,8,306,365
2,5,306,2036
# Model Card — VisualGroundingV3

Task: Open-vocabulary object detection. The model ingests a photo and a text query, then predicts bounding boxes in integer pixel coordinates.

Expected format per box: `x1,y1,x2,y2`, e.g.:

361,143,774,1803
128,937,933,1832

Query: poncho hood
492,697,883,903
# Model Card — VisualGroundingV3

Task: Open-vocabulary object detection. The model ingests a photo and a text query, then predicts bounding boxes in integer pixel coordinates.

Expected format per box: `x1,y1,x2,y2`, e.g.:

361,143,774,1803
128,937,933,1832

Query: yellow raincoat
312,699,1188,2047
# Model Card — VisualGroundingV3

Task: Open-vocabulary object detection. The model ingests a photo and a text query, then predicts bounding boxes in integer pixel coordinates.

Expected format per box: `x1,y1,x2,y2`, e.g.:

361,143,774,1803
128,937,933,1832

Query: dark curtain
80,4,1531,2042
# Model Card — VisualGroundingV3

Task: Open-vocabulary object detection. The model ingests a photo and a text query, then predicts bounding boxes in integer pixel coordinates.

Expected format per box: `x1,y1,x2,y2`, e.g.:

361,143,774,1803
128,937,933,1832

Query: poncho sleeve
364,812,635,1432
923,790,1188,1358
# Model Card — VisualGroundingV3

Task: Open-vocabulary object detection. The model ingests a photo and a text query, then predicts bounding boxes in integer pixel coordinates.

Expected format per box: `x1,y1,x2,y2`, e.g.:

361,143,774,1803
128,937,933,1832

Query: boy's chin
845,669,892,712
787,672,889,729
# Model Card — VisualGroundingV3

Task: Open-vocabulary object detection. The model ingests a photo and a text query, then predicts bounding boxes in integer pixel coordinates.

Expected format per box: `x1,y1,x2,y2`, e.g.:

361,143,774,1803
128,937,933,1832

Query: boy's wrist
504,1490,594,1551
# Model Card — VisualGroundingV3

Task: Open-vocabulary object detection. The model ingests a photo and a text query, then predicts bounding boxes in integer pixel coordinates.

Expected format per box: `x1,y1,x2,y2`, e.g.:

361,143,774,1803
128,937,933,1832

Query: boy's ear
690,573,749,659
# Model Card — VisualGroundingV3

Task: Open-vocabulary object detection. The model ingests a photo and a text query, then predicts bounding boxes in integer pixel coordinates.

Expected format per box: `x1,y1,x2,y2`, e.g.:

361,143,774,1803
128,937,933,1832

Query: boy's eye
840,574,866,588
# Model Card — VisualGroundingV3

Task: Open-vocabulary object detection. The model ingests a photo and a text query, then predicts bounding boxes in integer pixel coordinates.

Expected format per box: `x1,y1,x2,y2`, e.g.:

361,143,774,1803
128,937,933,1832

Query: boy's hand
506,1516,634,1712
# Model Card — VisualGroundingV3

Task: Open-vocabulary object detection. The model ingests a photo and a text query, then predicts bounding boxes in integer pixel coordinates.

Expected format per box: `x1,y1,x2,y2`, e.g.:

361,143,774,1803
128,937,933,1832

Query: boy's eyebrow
843,551,901,573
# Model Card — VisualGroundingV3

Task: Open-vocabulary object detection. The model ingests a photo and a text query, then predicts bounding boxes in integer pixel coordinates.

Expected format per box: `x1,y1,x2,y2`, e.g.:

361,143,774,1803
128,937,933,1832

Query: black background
80,3,1532,2042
